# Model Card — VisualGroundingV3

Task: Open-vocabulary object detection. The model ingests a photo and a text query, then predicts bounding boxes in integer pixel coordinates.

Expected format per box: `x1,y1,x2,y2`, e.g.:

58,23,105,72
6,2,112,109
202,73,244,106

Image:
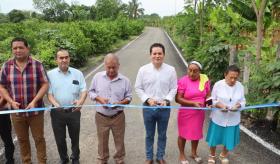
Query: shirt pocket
71,81,80,97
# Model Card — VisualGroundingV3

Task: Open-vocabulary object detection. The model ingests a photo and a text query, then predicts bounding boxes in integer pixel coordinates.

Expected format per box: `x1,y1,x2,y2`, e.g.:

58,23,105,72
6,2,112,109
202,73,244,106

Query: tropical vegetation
0,0,145,69
162,0,280,130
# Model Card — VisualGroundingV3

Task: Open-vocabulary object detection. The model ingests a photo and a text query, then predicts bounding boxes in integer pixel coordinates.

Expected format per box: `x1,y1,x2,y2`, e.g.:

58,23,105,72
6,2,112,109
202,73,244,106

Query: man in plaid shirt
0,37,49,164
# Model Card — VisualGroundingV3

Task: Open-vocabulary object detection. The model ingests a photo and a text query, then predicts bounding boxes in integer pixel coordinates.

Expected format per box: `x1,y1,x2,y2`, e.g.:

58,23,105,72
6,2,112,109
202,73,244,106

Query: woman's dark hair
150,43,165,54
11,37,29,48
225,65,240,75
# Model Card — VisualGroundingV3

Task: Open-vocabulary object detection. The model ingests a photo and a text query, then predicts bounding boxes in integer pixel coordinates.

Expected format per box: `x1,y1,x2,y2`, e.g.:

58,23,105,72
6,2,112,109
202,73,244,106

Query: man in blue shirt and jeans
135,43,177,164
47,49,87,164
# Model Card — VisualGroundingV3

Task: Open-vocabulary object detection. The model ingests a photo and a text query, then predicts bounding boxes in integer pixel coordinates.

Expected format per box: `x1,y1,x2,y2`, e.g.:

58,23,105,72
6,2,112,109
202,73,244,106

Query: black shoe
60,158,69,164
6,158,14,164
72,159,80,164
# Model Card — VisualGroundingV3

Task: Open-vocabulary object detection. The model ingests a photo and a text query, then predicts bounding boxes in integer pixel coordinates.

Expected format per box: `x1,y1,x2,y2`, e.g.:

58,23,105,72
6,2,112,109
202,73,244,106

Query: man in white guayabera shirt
89,53,132,164
135,43,177,164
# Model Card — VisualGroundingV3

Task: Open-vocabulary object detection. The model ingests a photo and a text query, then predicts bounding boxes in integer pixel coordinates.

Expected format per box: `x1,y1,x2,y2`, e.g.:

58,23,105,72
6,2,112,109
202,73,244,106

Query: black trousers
50,110,81,162
0,113,15,161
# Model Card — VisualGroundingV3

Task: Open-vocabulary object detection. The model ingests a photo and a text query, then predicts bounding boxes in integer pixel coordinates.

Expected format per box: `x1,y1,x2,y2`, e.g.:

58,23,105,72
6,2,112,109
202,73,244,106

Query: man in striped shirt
0,37,49,164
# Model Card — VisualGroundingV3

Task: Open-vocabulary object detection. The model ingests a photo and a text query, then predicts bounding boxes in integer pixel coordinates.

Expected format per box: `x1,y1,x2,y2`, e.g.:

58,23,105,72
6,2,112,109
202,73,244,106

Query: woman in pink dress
175,61,211,164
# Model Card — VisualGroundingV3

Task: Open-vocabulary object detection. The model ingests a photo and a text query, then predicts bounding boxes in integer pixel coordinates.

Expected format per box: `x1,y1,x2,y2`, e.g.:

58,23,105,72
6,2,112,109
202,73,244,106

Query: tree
33,0,63,11
89,5,97,20
127,0,144,19
185,0,198,12
95,0,121,20
210,6,250,65
8,9,26,23
230,0,270,64
270,0,280,20
141,13,160,26
69,4,90,20
252,0,268,64
118,3,129,17
0,13,9,23
33,0,71,21
43,2,70,21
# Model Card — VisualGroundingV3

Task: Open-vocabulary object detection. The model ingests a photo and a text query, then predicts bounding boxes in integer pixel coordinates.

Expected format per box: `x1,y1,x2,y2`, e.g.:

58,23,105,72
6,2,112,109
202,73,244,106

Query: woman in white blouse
206,65,246,164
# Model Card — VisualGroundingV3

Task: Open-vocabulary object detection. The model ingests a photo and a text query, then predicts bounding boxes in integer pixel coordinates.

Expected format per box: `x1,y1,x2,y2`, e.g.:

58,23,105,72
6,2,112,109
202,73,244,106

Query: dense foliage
162,0,280,125
0,18,144,69
162,8,229,83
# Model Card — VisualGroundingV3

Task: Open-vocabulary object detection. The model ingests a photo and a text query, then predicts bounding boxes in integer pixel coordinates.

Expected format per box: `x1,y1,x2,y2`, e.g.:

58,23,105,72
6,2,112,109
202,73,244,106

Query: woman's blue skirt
206,120,240,151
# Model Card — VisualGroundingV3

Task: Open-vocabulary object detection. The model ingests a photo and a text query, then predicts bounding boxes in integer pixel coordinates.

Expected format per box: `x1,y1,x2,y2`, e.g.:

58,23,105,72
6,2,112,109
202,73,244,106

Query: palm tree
128,0,144,19
271,0,280,20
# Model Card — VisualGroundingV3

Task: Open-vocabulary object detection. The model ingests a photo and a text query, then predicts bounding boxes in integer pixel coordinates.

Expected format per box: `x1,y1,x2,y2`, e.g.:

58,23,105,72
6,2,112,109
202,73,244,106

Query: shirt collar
10,56,32,65
57,67,71,74
222,79,237,88
102,71,122,81
151,62,164,71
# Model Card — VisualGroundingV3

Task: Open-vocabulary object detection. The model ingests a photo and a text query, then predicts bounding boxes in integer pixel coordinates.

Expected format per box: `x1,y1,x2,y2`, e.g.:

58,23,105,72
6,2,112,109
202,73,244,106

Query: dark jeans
143,107,170,160
0,113,15,161
50,110,81,162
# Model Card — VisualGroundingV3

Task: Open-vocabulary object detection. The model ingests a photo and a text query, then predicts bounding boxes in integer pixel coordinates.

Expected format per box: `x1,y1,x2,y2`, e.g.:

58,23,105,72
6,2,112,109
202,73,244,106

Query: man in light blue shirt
47,49,87,164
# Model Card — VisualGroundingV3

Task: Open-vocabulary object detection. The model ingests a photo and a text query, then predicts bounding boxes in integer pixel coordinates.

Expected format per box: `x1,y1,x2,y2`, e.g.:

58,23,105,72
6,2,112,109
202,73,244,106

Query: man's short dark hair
225,65,240,75
150,43,165,54
55,48,69,58
11,37,29,48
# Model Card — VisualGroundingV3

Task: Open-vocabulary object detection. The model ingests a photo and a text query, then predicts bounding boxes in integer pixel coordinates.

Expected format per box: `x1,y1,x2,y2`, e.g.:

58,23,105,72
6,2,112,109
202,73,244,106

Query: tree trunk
199,0,205,46
276,41,280,60
266,109,274,121
243,52,251,94
256,14,263,64
252,0,267,65
229,45,238,65
194,0,198,13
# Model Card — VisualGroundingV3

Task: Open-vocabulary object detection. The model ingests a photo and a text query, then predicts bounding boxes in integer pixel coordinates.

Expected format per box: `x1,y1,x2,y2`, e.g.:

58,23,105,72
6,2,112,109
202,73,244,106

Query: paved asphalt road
1,27,280,164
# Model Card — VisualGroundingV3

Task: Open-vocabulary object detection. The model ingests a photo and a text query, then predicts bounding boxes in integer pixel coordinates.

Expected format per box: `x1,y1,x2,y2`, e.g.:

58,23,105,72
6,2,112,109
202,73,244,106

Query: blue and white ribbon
0,102,279,115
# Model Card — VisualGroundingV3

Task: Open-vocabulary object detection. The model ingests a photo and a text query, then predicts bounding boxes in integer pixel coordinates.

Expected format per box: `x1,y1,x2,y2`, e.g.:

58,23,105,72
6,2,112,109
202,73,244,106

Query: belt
97,111,123,119
55,108,74,113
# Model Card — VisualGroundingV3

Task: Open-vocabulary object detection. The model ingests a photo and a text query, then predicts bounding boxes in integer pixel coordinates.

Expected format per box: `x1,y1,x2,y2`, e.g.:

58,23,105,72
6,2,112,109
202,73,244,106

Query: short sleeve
177,77,186,94
79,72,87,92
38,63,49,83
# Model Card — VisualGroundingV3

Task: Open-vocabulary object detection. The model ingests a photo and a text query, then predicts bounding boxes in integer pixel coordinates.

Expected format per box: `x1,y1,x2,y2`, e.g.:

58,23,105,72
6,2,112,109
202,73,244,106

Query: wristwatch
145,98,150,104
164,99,170,105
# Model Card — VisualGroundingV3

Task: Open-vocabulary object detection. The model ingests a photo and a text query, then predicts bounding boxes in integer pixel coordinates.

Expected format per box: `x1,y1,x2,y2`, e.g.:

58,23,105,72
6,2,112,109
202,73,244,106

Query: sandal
219,153,229,164
191,155,202,163
180,160,189,164
207,155,216,164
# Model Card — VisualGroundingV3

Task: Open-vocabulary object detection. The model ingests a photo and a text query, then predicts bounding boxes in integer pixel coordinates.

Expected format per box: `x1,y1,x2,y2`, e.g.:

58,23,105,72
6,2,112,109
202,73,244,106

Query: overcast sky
0,0,186,17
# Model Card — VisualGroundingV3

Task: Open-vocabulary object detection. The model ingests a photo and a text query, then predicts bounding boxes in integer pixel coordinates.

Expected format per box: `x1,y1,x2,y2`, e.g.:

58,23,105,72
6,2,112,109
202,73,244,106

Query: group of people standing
175,62,245,164
0,37,245,164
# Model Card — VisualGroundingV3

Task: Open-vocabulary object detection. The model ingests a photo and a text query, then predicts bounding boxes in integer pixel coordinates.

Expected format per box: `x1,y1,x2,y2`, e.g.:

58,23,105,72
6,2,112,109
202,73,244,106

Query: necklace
229,86,237,102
